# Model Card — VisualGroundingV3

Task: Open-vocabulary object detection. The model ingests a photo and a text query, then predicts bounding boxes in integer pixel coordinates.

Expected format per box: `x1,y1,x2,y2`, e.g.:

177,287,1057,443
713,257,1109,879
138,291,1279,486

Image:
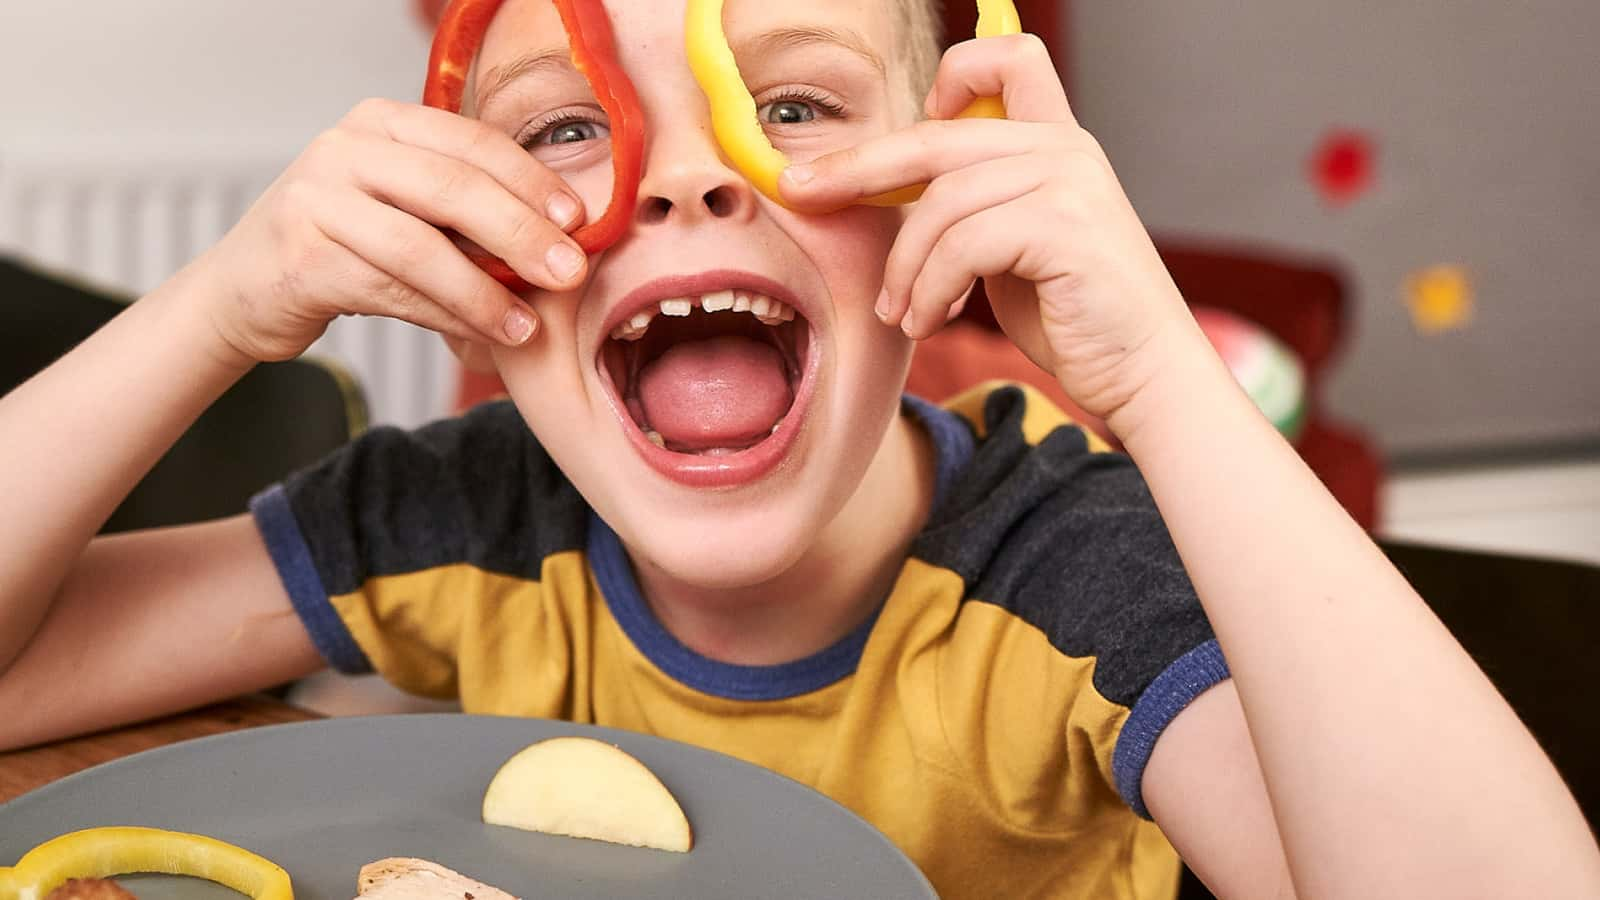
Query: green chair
1,255,366,531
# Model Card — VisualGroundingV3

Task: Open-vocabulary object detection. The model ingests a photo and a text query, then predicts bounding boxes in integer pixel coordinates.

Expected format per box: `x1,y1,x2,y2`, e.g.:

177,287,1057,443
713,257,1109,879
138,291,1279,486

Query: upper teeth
610,291,797,341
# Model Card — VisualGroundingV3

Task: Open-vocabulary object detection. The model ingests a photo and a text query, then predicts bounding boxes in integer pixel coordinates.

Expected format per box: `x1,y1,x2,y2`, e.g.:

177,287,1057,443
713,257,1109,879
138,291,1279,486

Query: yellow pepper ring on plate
685,0,1023,207
0,827,293,900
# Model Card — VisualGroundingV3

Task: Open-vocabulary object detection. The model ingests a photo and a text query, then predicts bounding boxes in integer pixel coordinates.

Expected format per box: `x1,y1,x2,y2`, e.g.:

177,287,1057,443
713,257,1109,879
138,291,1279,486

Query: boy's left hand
779,34,1196,431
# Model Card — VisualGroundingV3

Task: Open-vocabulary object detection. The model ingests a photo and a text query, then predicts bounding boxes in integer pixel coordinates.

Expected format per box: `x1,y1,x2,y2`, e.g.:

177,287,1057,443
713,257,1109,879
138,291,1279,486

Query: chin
620,503,821,590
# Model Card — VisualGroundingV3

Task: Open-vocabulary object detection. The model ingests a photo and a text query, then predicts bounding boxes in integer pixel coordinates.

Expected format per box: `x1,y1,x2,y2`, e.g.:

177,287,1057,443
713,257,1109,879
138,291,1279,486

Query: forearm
1112,329,1600,897
0,261,255,669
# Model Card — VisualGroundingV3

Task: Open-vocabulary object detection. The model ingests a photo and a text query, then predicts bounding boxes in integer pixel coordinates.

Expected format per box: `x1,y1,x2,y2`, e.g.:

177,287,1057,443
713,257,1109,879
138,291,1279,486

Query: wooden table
0,695,321,804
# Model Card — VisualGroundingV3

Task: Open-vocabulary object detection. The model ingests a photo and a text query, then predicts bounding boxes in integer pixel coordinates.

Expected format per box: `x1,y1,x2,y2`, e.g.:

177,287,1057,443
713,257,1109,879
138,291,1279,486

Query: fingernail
875,288,890,319
547,193,581,228
503,307,536,345
901,310,916,336
546,242,584,281
783,164,815,187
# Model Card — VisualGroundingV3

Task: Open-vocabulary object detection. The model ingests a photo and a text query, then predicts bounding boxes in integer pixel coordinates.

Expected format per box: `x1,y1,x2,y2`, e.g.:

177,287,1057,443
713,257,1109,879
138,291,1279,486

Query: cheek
790,204,916,412
552,156,616,227
490,299,595,449
493,289,582,375
787,204,902,305
780,203,909,378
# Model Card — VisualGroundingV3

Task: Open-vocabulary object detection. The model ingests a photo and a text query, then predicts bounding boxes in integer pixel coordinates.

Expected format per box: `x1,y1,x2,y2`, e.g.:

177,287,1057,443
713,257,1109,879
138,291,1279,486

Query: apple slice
482,736,693,853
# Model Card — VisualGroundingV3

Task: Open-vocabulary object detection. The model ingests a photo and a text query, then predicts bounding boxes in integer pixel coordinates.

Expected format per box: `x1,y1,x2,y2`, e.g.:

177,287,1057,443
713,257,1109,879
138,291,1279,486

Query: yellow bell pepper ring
0,827,293,900
957,0,1024,119
686,0,1024,208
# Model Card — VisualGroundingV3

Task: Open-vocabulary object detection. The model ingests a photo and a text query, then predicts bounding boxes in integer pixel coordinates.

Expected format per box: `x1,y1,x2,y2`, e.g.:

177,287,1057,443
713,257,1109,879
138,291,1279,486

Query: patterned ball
1193,306,1307,441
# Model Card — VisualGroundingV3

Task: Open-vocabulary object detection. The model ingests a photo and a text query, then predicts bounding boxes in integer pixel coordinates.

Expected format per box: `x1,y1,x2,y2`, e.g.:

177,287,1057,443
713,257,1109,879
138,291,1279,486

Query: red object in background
1309,130,1377,207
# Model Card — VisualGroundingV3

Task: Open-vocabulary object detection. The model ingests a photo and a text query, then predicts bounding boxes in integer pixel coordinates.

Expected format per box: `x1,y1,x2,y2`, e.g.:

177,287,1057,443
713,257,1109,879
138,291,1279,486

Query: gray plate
0,715,936,900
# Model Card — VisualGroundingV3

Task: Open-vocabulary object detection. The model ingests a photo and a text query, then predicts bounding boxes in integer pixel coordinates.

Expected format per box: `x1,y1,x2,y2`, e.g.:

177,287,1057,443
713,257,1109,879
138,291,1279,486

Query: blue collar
585,394,975,701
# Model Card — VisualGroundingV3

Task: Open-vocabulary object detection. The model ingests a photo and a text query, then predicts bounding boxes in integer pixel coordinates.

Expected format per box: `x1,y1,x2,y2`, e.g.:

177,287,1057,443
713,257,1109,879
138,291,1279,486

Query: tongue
636,335,792,450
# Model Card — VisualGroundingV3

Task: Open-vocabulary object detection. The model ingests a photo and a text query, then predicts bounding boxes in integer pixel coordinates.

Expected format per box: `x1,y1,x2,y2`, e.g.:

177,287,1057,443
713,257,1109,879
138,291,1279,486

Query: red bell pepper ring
422,0,645,291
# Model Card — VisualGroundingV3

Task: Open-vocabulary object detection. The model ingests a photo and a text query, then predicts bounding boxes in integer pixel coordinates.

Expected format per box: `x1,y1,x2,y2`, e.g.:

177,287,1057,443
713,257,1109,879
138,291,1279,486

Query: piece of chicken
356,859,521,900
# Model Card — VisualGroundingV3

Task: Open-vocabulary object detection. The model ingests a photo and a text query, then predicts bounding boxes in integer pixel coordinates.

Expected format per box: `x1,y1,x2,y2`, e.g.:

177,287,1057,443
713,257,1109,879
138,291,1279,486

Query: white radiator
0,150,455,430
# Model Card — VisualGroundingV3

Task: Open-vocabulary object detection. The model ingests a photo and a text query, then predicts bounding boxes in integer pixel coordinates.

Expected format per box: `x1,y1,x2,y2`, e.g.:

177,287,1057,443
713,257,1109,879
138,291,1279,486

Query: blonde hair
895,0,945,110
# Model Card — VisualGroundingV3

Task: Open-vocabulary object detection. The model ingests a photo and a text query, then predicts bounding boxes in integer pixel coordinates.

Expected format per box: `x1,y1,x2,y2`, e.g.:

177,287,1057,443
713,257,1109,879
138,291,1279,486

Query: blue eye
520,115,610,151
540,120,607,145
756,89,846,127
761,100,815,125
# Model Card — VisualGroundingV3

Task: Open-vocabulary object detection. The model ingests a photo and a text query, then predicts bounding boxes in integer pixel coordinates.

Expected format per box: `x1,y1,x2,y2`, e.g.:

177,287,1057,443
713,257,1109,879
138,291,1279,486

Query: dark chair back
2,256,366,531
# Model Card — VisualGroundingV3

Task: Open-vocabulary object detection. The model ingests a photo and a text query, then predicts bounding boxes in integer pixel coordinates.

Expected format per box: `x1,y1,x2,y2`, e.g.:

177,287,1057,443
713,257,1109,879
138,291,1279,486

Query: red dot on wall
1308,130,1377,207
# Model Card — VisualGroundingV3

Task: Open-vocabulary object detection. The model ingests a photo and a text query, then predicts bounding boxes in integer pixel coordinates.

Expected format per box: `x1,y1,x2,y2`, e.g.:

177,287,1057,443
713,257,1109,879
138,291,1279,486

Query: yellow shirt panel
336,552,1178,899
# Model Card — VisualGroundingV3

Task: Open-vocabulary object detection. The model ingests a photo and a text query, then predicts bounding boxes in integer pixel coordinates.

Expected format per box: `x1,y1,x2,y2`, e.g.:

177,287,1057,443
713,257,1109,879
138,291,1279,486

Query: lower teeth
641,420,785,453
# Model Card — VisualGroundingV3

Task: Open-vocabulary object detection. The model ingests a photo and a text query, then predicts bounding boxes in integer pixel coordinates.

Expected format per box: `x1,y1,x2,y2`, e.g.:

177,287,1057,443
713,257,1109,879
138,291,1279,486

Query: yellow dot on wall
1405,264,1475,335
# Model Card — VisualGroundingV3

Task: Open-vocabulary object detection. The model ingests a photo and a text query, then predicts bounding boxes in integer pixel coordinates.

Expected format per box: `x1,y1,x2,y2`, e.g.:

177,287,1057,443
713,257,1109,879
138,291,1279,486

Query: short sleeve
249,400,587,693
918,384,1230,820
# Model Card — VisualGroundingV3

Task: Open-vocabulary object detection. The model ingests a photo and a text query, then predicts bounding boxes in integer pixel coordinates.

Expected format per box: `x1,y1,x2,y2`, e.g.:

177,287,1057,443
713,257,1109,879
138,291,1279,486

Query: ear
443,335,499,374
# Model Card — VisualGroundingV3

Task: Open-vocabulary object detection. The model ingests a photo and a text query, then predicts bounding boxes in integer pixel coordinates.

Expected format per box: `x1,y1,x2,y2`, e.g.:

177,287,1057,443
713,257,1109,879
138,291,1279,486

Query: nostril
636,181,744,226
703,186,737,218
640,196,673,225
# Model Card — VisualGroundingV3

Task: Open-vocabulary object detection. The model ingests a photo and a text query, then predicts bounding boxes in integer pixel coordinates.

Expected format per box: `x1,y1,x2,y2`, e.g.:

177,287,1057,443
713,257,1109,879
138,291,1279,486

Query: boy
1,0,1595,897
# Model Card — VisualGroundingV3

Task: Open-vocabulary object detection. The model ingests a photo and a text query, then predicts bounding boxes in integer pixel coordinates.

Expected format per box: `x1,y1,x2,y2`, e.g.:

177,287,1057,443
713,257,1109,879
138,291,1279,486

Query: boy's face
476,0,916,588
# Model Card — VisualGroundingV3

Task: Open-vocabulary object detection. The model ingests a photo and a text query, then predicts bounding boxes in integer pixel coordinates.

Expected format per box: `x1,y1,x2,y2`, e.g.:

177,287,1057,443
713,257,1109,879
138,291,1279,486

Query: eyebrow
730,25,887,77
472,24,885,113
473,47,578,114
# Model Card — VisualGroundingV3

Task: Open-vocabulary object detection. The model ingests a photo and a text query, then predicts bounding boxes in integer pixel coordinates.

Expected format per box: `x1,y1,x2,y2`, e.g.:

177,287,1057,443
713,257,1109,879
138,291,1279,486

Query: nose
633,125,758,229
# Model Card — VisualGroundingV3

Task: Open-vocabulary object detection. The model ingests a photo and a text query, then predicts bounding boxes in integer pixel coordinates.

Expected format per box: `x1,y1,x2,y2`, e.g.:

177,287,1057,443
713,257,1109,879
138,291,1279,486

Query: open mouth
597,273,819,488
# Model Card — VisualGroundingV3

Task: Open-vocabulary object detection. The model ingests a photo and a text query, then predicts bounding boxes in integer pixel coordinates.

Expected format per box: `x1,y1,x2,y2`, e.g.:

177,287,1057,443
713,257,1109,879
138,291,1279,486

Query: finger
312,187,541,346
903,200,1030,340
338,132,588,292
945,285,974,323
339,249,493,346
779,117,1037,211
925,33,1076,125
341,98,586,231
878,154,1045,328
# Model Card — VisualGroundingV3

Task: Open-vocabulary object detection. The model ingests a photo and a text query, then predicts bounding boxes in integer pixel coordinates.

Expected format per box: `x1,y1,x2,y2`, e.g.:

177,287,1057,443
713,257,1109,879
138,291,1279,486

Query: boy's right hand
197,98,589,364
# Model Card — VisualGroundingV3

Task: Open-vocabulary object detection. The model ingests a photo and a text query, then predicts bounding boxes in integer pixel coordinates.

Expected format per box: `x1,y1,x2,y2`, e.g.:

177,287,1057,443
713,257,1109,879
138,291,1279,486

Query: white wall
1072,2,1600,458
1383,460,1600,566
1,2,455,428
2,1,429,159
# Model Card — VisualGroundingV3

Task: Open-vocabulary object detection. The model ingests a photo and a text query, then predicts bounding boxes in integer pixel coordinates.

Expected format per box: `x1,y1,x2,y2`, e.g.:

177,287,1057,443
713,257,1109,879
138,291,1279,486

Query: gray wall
1070,1,1600,457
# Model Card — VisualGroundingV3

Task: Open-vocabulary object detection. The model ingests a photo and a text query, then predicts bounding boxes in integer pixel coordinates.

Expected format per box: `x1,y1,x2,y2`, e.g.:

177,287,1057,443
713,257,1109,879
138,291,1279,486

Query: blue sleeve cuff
249,484,372,674
1111,638,1231,819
